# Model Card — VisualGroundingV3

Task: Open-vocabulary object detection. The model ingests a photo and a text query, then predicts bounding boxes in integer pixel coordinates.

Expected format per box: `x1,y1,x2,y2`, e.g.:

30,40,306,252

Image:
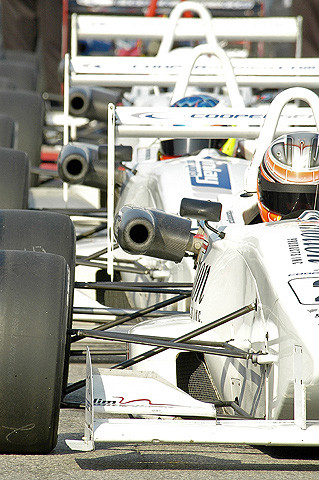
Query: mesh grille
176,352,224,414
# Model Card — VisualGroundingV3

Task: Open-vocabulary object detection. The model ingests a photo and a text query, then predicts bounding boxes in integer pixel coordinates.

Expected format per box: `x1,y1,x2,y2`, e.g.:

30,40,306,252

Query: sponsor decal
288,271,319,276
189,113,266,120
94,399,116,406
287,219,319,264
298,211,319,222
299,224,319,263
130,111,313,123
128,64,319,73
307,308,319,316
190,262,211,322
132,63,182,70
132,112,268,121
93,397,177,407
187,158,231,189
287,237,303,265
192,262,211,304
226,210,235,224
190,306,202,323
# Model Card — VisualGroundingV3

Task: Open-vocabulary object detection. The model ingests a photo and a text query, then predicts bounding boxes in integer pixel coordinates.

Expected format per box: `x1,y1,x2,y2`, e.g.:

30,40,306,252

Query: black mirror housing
180,198,222,222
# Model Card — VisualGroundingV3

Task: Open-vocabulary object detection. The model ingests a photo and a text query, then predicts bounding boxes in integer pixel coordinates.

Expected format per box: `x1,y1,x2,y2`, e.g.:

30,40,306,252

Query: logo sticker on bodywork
187,158,231,190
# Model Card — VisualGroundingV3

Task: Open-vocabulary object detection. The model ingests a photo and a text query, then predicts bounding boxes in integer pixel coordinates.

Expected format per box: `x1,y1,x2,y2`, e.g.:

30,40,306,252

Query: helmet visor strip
258,173,319,216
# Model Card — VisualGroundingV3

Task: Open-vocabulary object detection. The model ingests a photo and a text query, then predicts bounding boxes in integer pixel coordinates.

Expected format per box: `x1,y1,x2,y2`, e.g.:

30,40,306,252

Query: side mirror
180,198,222,222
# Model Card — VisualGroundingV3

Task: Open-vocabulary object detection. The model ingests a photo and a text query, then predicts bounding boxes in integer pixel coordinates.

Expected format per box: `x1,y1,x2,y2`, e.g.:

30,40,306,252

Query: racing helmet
160,94,225,158
257,132,319,222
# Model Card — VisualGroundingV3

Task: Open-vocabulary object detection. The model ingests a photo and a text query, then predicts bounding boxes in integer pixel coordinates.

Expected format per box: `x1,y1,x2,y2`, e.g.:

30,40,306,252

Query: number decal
313,280,319,302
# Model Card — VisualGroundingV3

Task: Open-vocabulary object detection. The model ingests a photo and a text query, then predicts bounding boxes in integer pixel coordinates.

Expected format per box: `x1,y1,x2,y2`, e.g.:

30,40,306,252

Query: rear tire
0,250,69,453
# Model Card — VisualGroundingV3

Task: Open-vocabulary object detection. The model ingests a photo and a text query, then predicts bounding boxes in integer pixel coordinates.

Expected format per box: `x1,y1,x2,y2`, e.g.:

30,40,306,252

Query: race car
64,86,319,451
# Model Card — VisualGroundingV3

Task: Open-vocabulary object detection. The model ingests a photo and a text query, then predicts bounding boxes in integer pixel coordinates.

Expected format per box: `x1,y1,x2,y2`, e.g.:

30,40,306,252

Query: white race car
63,87,319,451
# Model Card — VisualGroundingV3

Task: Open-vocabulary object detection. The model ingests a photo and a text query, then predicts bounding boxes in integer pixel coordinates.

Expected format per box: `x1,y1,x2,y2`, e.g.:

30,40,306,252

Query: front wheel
0,250,69,454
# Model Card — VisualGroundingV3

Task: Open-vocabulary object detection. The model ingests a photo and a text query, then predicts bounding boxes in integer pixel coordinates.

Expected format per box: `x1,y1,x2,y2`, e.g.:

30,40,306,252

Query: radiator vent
176,352,221,405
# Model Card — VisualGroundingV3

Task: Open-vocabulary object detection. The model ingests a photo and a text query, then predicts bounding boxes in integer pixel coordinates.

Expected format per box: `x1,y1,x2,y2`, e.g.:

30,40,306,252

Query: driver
160,94,236,159
257,132,319,222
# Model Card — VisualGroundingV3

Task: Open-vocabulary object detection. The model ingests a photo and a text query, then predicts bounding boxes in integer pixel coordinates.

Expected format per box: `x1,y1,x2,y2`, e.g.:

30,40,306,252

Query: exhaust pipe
69,86,122,122
57,142,132,190
115,205,197,263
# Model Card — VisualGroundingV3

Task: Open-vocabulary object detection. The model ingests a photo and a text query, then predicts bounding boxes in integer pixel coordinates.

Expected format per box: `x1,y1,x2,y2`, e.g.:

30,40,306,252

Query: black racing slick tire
0,209,76,272
0,60,38,91
0,114,16,149
0,210,76,393
0,90,44,187
0,250,69,453
0,148,30,208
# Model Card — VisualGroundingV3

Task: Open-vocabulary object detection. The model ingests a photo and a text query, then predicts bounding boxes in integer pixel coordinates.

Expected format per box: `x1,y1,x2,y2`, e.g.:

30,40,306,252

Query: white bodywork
117,149,252,219
196,216,319,420
71,11,302,55
128,211,319,418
